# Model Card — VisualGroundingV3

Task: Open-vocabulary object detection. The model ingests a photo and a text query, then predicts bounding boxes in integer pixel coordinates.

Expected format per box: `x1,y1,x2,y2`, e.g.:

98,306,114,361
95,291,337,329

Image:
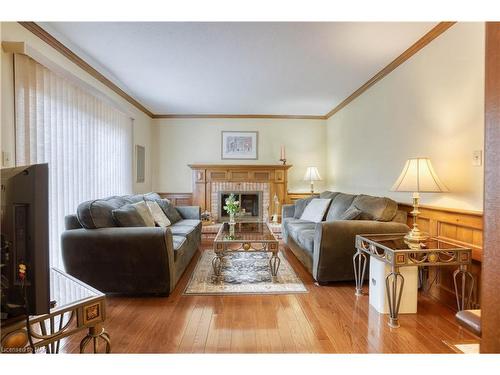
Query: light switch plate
2,151,11,167
472,150,482,166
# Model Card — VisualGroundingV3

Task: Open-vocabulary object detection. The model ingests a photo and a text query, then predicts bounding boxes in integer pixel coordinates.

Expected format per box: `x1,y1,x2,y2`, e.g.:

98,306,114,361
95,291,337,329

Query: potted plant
223,193,240,224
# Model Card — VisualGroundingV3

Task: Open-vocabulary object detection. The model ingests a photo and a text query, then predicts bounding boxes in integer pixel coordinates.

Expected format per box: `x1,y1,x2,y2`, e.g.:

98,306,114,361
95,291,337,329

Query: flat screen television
1,163,50,321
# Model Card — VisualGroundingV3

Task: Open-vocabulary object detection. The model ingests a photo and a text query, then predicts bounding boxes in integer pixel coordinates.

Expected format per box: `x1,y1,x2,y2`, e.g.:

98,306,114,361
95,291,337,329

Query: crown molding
152,114,326,120
18,22,154,118
324,21,457,119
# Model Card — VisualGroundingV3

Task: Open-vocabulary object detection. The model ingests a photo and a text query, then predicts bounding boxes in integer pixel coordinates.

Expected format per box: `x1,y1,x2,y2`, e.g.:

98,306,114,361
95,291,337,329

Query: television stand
0,268,111,353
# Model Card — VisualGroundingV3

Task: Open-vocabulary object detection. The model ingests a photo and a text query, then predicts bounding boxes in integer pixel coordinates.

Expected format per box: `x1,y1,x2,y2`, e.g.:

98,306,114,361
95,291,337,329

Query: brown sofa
282,191,409,283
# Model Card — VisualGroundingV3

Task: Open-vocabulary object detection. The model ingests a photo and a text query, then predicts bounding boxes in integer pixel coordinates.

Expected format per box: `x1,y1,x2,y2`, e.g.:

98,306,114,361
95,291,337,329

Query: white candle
280,145,285,160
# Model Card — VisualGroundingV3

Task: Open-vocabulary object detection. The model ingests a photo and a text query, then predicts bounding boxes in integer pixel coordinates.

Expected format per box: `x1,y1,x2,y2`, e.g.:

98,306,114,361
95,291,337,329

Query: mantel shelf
188,164,292,170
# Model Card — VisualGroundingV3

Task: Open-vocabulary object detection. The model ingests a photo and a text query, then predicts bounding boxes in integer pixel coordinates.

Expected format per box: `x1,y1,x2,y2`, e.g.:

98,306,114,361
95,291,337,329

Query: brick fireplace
212,183,269,222
188,164,292,223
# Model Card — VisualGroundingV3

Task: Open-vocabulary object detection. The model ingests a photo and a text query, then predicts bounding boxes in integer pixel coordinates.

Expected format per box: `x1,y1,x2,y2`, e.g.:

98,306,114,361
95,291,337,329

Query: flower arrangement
223,193,240,223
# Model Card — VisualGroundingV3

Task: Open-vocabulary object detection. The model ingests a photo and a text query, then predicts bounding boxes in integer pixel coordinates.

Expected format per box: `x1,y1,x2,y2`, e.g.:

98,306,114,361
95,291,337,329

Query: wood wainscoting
399,203,483,310
158,193,193,206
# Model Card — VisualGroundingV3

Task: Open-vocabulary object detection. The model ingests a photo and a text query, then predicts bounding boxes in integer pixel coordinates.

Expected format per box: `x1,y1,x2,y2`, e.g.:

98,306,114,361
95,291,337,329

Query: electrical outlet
472,150,482,167
2,151,11,167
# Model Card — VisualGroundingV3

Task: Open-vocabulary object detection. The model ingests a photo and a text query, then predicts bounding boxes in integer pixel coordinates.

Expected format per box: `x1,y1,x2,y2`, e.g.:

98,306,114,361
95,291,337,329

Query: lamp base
404,227,429,249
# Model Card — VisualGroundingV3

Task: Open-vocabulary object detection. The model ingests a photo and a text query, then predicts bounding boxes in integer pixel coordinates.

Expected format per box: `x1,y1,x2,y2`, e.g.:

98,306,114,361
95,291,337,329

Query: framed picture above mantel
221,131,258,160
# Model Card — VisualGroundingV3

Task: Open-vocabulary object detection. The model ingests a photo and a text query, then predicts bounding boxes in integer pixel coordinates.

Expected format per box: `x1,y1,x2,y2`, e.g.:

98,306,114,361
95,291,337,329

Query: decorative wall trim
152,114,326,120
18,22,154,118
324,22,457,119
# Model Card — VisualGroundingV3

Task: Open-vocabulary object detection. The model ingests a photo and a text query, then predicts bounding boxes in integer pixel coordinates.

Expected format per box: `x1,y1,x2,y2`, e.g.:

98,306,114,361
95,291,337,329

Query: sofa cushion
156,199,183,224
146,201,171,227
112,204,147,227
77,196,129,229
293,197,315,218
300,198,332,223
320,191,339,200
296,229,315,254
287,221,316,243
350,194,398,222
132,201,155,227
339,206,362,220
325,193,357,221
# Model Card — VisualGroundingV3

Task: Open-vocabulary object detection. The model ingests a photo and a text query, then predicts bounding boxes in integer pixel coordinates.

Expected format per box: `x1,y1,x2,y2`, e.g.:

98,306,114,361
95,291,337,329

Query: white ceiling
40,22,438,116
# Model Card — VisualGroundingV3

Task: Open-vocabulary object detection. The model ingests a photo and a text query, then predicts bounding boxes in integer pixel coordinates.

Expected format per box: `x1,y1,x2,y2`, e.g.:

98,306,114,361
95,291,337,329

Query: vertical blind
14,54,133,269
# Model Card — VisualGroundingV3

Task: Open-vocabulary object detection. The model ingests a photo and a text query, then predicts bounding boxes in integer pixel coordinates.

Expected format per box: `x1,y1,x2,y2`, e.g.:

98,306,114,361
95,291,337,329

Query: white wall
326,22,485,211
152,118,327,193
0,22,153,193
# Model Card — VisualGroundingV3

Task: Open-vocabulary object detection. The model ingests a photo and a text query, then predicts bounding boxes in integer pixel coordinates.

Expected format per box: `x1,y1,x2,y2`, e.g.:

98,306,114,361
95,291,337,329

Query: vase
229,212,236,224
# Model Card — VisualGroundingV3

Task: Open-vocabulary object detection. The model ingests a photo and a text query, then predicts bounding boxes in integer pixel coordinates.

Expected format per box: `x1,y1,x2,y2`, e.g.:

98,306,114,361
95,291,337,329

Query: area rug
184,249,308,295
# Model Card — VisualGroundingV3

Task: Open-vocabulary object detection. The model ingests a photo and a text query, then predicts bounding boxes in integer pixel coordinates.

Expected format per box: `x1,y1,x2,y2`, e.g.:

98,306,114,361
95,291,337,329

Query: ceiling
39,22,438,116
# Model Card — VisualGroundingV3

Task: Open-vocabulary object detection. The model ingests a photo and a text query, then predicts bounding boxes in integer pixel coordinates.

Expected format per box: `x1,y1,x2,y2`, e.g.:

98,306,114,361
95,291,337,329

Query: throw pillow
339,206,362,220
155,199,182,224
146,201,171,228
112,204,147,227
293,197,315,218
132,201,155,227
299,198,332,223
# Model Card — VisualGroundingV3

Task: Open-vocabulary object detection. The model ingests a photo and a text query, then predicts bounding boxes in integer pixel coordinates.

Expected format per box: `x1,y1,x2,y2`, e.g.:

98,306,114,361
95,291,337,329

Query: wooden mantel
188,164,292,215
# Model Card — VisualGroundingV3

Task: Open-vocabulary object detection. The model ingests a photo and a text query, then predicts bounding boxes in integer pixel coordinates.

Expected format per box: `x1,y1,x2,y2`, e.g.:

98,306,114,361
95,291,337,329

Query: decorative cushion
146,201,171,227
293,196,315,218
132,201,155,227
325,193,357,221
112,204,147,227
350,194,398,222
339,206,362,220
156,199,182,224
299,198,332,223
77,196,129,229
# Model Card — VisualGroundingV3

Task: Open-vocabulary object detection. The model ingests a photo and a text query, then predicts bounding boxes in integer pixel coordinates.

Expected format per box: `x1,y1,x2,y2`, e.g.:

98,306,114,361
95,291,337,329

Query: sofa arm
282,204,295,219
61,227,175,295
176,206,201,220
312,220,409,282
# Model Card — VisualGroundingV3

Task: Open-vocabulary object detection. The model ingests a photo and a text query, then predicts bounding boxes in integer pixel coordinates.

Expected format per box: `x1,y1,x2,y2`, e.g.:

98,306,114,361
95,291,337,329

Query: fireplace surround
189,164,292,223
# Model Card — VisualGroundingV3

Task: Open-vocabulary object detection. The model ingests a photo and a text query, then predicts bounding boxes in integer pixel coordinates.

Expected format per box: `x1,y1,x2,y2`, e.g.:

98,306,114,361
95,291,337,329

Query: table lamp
304,167,322,195
391,158,448,247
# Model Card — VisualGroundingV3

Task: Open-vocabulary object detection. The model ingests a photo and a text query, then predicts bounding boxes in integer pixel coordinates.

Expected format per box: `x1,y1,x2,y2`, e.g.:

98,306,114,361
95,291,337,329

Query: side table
353,233,474,328
1,268,110,353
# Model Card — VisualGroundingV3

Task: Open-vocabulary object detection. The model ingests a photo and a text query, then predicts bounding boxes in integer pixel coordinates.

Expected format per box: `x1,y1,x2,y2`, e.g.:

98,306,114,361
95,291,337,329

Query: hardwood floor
59,245,479,353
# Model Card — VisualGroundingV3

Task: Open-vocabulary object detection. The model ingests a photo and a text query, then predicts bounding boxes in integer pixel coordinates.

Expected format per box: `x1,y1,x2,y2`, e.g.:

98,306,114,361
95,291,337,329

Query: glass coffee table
212,222,280,279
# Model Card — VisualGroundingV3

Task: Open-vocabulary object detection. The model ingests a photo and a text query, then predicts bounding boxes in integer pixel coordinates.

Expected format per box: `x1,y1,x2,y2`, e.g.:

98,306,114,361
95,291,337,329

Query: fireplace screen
220,191,262,221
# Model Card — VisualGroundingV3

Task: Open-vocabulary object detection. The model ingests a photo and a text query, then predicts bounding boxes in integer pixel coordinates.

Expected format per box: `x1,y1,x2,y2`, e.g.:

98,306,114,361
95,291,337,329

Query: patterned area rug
184,249,308,295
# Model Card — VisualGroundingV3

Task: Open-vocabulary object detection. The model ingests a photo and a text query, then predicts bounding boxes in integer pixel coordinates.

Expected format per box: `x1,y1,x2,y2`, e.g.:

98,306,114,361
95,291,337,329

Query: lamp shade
303,167,322,182
391,158,448,193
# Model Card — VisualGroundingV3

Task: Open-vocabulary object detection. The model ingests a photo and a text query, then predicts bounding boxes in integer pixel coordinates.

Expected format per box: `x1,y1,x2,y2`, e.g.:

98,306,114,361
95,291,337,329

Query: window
14,54,133,268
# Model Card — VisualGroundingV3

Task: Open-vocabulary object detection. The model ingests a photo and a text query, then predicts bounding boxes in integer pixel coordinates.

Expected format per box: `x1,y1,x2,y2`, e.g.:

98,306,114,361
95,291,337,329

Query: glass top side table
1,268,110,353
353,233,474,328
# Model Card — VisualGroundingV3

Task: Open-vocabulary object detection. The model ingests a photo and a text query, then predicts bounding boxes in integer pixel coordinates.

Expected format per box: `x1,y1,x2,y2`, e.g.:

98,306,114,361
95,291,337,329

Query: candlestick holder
279,158,287,165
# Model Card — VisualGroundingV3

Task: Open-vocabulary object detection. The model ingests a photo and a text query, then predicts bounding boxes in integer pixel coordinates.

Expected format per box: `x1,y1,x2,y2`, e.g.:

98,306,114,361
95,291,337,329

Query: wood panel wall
158,193,193,206
399,203,483,310
482,21,500,353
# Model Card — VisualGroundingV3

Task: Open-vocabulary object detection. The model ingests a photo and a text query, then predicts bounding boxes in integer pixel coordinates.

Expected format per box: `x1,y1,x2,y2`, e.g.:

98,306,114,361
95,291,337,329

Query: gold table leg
353,250,367,296
80,324,111,353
